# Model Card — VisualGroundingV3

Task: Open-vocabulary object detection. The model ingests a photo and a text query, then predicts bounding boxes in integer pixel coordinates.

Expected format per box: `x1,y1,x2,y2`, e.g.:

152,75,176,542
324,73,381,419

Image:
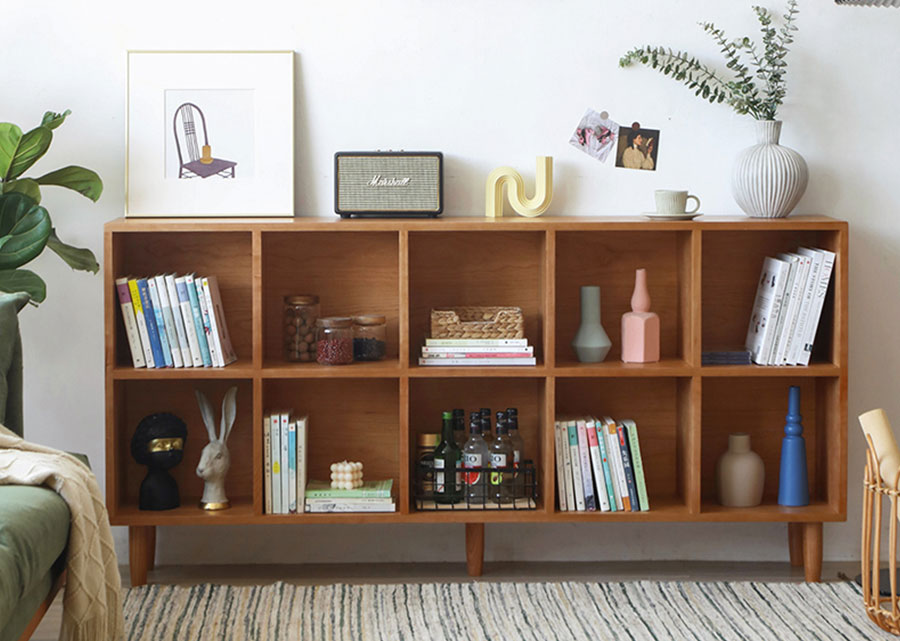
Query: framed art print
126,51,294,217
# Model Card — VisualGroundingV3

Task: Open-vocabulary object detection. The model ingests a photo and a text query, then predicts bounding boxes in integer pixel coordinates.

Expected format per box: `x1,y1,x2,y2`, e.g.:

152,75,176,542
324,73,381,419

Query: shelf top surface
105,214,848,233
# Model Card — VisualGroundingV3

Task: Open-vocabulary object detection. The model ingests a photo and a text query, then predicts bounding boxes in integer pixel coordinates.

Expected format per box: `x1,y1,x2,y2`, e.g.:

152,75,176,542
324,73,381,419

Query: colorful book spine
175,276,204,367
204,275,238,365
136,278,166,368
421,346,533,355
603,417,626,511
594,419,617,512
305,480,393,499
559,422,576,511
554,421,568,511
153,275,183,368
128,279,155,367
263,416,272,515
280,411,291,514
305,502,396,513
185,274,212,367
622,419,649,511
567,422,586,511
146,277,174,368
288,420,297,514
797,247,835,366
195,277,222,367
576,419,597,511
164,274,193,367
424,338,528,347
115,277,145,368
616,422,639,512
296,416,307,514
420,352,533,359
269,412,282,514
585,418,611,511
305,497,394,505
417,357,536,366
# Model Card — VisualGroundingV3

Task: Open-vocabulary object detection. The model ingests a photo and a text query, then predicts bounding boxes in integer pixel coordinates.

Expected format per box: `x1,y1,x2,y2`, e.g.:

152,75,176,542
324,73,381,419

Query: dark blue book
616,422,639,511
137,278,167,368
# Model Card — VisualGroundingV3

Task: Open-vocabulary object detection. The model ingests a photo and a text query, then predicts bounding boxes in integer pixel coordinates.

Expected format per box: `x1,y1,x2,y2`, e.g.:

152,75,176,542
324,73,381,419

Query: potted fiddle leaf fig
0,110,102,303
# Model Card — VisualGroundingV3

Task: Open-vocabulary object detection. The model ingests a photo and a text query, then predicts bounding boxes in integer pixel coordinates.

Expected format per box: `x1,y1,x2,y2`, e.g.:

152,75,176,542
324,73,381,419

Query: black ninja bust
131,412,187,510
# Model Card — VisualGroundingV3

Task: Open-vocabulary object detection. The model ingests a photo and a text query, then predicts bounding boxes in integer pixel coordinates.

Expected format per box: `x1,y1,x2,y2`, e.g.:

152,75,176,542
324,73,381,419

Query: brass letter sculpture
485,156,553,218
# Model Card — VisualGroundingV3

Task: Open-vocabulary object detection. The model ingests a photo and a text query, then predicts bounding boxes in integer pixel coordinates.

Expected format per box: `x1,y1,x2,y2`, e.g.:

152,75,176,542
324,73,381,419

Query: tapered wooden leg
803,522,823,582
129,525,155,586
466,523,484,577
788,523,803,567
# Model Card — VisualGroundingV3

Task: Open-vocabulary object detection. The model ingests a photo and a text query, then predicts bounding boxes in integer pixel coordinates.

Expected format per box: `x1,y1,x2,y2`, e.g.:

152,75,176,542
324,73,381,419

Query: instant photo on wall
615,123,660,171
569,109,620,164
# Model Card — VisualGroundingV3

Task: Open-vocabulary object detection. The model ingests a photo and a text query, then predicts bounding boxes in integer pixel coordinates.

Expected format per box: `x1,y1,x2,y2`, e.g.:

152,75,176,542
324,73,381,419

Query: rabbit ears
195,386,238,443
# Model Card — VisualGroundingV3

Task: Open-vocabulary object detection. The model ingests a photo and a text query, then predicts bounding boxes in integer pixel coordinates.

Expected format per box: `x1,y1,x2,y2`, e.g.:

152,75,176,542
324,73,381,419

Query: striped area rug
123,580,892,640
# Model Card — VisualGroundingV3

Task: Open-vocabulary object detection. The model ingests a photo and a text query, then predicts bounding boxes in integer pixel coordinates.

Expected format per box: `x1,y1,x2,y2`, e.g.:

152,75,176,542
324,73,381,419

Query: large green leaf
0,123,23,180
47,228,99,273
41,109,71,130
0,193,51,269
1,178,41,203
6,126,52,180
36,165,102,202
0,268,46,303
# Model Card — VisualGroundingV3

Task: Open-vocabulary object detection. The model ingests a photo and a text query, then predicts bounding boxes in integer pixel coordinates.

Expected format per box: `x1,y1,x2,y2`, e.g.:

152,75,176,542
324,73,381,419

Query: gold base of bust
199,500,231,511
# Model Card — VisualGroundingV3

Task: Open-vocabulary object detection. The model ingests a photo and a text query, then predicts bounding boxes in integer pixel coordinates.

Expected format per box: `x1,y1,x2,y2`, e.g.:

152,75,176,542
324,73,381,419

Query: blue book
136,279,166,368
146,277,174,368
288,421,297,513
594,421,618,512
616,422,640,511
185,274,212,367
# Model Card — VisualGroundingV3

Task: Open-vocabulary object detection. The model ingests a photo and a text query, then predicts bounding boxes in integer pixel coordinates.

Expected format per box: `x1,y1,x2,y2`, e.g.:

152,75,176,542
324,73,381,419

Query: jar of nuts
284,295,320,362
316,317,354,365
352,315,387,361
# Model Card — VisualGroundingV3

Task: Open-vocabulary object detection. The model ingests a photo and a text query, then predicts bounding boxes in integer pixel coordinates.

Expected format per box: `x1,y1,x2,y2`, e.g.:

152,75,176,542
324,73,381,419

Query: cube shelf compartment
105,215,847,586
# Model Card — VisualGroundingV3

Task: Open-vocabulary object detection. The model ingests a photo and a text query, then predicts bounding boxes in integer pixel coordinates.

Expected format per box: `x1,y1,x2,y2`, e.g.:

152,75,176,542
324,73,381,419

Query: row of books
554,417,649,512
115,274,236,369
745,247,835,366
263,411,396,513
418,338,537,367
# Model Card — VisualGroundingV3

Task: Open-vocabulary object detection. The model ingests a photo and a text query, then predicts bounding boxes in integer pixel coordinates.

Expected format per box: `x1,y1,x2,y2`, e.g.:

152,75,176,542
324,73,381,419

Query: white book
602,417,625,511
263,416,272,514
559,422,576,512
775,253,811,366
164,274,193,367
305,496,393,505
174,277,204,367
153,275,184,368
305,502,396,513
576,419,596,511
197,277,224,367
280,410,291,514
585,417,611,511
554,422,568,511
744,257,789,365
203,276,238,366
424,338,528,347
796,247,836,366
418,357,536,366
288,420,297,513
767,256,797,365
115,277,145,368
421,346,533,355
789,249,824,365
269,412,282,514
296,416,308,514
566,421,586,511
146,277,174,368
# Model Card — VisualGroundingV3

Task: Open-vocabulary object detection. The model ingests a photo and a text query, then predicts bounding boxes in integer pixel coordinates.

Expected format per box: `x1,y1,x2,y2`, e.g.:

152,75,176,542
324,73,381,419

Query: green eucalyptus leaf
41,109,71,130
2,178,42,203
6,126,52,180
0,123,23,180
46,228,99,273
0,193,52,269
35,166,103,202
0,268,46,302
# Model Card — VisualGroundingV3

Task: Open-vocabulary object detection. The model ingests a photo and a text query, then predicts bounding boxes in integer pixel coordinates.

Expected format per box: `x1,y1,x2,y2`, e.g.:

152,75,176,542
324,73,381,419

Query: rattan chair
172,102,237,179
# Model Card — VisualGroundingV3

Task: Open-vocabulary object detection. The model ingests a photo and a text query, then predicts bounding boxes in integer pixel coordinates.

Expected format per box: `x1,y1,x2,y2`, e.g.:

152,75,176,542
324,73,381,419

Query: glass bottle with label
489,410,514,503
452,409,467,449
434,411,463,504
506,407,525,499
480,407,492,443
463,411,490,505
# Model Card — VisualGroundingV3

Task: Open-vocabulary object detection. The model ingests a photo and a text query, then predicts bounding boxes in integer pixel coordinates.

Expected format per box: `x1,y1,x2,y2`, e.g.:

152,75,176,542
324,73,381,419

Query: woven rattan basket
430,306,524,340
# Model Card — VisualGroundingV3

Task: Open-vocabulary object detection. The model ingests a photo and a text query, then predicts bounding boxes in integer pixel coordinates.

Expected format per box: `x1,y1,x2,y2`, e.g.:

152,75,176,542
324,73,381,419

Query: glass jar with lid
283,295,319,362
316,317,354,365
352,315,387,361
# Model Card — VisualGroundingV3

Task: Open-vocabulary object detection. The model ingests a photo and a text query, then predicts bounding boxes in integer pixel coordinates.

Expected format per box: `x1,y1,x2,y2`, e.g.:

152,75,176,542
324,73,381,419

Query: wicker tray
430,306,524,340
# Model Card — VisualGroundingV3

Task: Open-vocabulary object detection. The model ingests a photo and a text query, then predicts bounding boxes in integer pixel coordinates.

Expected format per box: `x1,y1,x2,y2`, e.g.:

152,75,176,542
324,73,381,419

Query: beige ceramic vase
716,433,765,507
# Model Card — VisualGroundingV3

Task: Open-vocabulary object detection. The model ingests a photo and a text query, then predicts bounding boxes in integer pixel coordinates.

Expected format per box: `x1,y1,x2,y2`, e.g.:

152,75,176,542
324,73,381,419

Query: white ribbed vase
732,120,808,219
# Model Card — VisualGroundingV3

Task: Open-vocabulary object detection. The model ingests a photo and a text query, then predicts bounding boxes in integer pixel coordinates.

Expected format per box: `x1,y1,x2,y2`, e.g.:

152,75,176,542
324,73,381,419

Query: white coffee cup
655,190,701,216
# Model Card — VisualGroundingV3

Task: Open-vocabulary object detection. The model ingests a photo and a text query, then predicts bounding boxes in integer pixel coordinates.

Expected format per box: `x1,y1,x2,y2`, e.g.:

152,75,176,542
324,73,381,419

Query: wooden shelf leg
802,522,823,582
788,523,803,567
466,523,485,577
129,525,155,587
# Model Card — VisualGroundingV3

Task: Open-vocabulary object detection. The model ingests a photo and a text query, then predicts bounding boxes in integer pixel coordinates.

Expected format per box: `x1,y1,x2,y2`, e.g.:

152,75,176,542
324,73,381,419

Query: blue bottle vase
778,385,809,506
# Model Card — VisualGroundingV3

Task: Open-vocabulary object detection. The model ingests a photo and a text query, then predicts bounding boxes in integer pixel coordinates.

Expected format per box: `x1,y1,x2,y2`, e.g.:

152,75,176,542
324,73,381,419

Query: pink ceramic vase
621,268,660,363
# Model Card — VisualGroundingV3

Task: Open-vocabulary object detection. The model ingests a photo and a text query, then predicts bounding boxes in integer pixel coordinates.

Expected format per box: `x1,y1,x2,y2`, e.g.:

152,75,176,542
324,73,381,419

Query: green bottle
434,411,463,504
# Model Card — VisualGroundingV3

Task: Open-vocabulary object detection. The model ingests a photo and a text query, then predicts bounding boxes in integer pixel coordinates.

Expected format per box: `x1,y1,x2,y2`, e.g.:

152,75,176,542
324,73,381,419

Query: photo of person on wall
615,124,660,171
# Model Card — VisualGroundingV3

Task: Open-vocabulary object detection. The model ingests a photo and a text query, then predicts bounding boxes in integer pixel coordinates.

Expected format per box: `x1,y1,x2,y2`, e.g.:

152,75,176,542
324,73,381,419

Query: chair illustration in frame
173,102,237,179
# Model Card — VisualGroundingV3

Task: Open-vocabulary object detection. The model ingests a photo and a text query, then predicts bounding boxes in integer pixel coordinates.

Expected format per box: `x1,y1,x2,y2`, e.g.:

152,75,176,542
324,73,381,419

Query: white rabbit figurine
195,386,238,510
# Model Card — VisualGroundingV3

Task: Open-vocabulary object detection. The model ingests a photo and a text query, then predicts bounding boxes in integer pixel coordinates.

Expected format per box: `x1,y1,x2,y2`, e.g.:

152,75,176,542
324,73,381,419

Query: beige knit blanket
0,425,123,641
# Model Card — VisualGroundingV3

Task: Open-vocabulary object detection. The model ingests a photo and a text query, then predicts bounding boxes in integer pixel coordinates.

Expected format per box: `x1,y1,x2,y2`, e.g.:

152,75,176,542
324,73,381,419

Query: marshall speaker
334,151,443,218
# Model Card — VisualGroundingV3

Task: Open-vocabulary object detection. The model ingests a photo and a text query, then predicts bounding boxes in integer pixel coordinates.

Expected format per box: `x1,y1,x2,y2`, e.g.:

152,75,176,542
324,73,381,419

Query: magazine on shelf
796,247,835,366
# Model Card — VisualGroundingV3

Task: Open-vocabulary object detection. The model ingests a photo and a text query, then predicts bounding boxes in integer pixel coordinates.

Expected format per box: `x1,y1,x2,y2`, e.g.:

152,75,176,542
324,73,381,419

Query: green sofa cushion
0,570,54,641
0,485,69,637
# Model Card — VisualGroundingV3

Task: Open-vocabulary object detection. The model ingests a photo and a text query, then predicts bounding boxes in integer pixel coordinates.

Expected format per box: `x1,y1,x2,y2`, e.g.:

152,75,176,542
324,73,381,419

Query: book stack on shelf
304,480,395,513
264,411,308,514
745,247,835,366
554,417,649,513
115,274,236,368
418,339,536,367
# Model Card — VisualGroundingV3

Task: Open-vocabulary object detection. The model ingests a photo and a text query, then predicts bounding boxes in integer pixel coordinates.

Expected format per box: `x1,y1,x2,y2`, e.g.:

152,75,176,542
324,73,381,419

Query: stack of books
418,338,536,366
745,247,835,366
263,411,308,514
115,274,236,368
304,480,395,513
554,417,649,512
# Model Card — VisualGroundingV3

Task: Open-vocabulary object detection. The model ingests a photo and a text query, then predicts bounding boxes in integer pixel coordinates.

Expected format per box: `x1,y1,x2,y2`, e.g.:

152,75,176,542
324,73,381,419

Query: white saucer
642,212,702,220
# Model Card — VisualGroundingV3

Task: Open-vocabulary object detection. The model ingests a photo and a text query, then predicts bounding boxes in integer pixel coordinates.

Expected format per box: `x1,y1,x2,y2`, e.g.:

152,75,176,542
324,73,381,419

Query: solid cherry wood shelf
104,215,848,585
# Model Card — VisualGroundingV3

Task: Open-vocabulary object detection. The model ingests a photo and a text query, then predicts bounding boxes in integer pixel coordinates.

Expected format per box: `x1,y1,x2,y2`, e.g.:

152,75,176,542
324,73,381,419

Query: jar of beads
352,315,387,361
283,295,319,362
316,317,354,365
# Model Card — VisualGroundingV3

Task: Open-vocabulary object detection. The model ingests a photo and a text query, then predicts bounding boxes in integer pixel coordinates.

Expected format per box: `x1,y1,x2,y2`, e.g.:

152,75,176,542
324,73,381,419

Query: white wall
6,0,900,565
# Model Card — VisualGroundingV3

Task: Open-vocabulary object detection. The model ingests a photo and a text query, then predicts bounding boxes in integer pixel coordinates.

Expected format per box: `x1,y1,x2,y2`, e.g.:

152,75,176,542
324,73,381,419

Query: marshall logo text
368,175,411,187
